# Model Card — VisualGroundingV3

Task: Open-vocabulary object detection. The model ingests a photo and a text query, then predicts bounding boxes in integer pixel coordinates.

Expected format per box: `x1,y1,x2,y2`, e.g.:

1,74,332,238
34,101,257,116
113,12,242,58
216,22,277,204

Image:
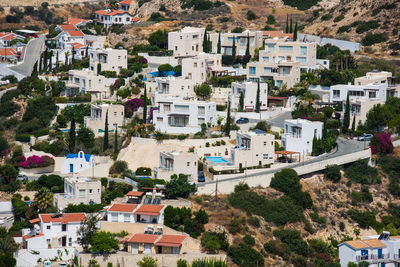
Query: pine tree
245,33,250,58
343,94,350,132
225,100,231,137
285,14,289,33
103,110,109,151
351,114,356,132
143,86,147,123
217,32,221,54
69,117,76,153
232,35,236,58
293,22,298,41
289,16,293,33
239,92,244,112
255,80,261,113
114,125,118,154
202,29,208,53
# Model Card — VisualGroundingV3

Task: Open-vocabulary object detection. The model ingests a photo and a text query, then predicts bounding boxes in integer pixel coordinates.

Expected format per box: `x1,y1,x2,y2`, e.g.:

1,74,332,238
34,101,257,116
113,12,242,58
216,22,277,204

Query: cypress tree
343,94,350,132
72,47,75,64
85,46,89,57
202,29,208,53
207,34,211,53
103,110,109,151
351,114,356,132
239,92,244,112
225,100,231,137
285,14,289,33
322,120,327,139
245,33,250,58
217,32,221,54
143,86,147,123
49,52,52,70
31,61,38,77
39,53,42,72
293,22,298,41
232,35,236,58
69,117,76,153
56,51,59,68
289,16,293,33
114,125,118,154
255,80,260,113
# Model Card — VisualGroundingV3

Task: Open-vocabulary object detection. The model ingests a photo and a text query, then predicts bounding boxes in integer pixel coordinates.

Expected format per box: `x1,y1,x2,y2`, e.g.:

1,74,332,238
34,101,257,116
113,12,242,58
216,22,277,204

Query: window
263,154,268,159
369,91,377,98
46,239,50,243
175,46,177,51
333,90,340,98
174,105,189,112
89,189,92,194
180,35,182,40
62,224,67,232
295,57,307,64
79,189,85,197
198,118,205,125
264,67,272,73
262,57,269,62
194,62,197,68
278,46,293,52
300,46,307,55
198,106,205,115
111,213,118,222
164,104,171,112
124,214,130,223
114,112,117,116
157,117,163,122
267,44,275,52
118,56,121,60
47,225,51,230
264,141,267,146
249,67,256,75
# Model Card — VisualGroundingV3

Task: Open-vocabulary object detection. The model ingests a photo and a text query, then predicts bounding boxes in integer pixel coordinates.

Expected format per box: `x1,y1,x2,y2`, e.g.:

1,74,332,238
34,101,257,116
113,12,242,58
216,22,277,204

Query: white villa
89,48,128,75
330,83,387,104
154,151,198,182
168,27,205,57
281,119,323,156
105,204,165,224
60,151,95,175
231,81,268,112
84,103,125,134
153,97,217,134
95,10,133,28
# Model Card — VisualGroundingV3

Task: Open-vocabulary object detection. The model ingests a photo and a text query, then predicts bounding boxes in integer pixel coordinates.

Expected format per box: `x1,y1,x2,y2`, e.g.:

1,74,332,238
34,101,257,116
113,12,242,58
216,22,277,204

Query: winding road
10,35,45,77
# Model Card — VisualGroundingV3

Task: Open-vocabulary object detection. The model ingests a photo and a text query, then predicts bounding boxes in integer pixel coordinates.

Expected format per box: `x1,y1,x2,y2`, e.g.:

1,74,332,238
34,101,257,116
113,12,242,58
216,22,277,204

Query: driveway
0,86,17,101
10,35,45,77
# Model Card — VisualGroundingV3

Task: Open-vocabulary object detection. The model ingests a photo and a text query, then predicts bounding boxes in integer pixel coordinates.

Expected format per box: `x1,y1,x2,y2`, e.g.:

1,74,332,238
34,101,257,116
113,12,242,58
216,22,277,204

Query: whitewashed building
154,151,198,182
231,81,268,111
281,119,323,156
95,10,133,28
153,97,217,134
330,83,387,104
89,48,127,75
60,151,95,175
84,103,125,134
106,203,138,223
168,27,205,57
54,177,102,210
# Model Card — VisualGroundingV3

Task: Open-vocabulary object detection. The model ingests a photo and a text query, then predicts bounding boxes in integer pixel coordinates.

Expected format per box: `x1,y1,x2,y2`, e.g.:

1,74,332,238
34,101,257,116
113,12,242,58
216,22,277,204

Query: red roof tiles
126,191,144,197
95,10,128,16
263,31,294,39
71,42,86,49
0,48,18,57
123,233,159,244
134,205,164,216
65,18,90,26
155,235,186,247
39,213,86,223
29,218,40,224
67,30,85,37
108,204,137,212
57,24,78,31
23,233,44,239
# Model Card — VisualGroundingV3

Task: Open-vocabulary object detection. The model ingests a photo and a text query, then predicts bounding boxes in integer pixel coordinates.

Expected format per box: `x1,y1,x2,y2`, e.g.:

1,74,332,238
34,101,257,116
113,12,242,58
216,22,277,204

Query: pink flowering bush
19,155,55,169
370,132,393,155
124,98,144,118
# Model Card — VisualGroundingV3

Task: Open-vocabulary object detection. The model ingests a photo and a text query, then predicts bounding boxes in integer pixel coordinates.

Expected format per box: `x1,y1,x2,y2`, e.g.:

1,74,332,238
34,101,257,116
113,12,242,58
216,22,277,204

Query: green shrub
282,0,320,10
389,43,400,50
273,229,309,256
362,33,387,46
333,14,344,23
309,212,326,225
16,134,31,142
345,160,380,184
321,14,332,21
356,20,380,34
109,160,128,175
232,27,243,33
324,164,341,182
228,243,264,267
243,234,255,246
246,10,256,20
270,168,301,194
372,3,396,16
248,216,260,228
348,209,383,231
135,167,152,176
201,231,229,253
264,240,290,259
337,25,351,33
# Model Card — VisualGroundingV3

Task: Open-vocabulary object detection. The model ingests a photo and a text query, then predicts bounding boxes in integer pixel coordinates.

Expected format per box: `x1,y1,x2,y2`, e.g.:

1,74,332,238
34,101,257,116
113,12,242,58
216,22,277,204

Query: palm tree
297,91,321,105
35,188,54,212
64,51,70,65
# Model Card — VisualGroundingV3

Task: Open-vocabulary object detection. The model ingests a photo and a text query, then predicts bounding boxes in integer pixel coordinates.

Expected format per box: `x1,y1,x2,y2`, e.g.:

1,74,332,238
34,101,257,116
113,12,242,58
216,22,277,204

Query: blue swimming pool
204,156,228,163
60,129,69,132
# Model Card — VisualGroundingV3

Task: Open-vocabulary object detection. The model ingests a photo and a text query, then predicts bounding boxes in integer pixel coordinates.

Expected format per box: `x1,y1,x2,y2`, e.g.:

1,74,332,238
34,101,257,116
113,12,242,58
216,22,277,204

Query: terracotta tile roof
263,31,294,39
126,191,144,197
95,9,128,16
342,240,369,249
362,239,386,248
65,18,90,26
134,204,164,216
119,0,133,4
132,17,139,22
71,42,86,49
67,30,85,37
108,203,137,212
0,48,18,57
122,233,159,244
29,218,40,224
57,24,78,31
39,213,86,223
2,33,17,41
23,233,44,239
155,235,186,247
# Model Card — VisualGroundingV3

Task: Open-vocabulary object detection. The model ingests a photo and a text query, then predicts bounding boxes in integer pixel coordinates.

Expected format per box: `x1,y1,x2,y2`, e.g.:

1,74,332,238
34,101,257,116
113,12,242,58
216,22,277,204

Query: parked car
357,133,373,141
236,118,249,124
278,156,293,163
198,171,205,182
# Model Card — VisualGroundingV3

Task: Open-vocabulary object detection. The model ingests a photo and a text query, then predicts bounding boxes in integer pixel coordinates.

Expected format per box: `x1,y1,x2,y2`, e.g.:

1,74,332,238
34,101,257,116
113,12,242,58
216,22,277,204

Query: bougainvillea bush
370,132,393,155
19,155,55,169
124,98,144,118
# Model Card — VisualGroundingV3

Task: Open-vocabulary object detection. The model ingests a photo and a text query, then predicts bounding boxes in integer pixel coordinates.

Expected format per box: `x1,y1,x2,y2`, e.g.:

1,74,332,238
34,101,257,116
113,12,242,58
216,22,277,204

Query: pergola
275,151,301,162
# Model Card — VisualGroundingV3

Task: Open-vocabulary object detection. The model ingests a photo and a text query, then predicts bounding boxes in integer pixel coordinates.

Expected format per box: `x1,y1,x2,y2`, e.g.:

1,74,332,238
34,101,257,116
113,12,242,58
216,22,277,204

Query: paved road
267,111,292,128
0,85,17,101
199,137,368,186
10,35,45,77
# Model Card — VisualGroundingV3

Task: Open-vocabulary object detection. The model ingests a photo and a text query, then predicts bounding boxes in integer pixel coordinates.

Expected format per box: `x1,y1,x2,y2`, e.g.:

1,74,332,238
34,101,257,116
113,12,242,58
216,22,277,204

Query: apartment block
154,151,198,182
152,77,196,104
84,103,125,133
209,30,264,57
260,40,317,71
330,83,387,104
54,176,102,209
348,99,385,125
231,131,275,168
89,48,127,75
247,60,301,88
281,119,323,156
231,81,268,111
65,69,116,100
153,97,217,134
181,53,222,83
354,70,400,98
338,232,400,267
168,27,205,57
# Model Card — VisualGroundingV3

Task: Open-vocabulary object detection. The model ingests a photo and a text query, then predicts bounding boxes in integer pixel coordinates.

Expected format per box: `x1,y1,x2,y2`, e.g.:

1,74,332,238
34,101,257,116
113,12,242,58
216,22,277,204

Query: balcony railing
356,253,390,262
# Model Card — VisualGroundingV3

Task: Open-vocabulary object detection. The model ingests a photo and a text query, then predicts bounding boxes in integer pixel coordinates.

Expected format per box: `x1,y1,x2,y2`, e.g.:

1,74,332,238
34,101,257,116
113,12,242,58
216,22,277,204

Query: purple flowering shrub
124,98,144,118
19,155,55,169
370,132,393,155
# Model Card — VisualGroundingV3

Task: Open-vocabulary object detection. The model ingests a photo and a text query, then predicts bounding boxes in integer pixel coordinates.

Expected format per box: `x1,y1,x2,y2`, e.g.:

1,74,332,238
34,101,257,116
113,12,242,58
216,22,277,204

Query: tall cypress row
293,22,298,41
255,80,261,113
143,86,147,123
343,94,350,131
285,14,289,33
69,117,76,153
202,29,208,53
103,110,109,151
217,32,221,54
289,16,293,33
225,100,231,137
232,35,236,58
245,33,250,58
114,125,118,154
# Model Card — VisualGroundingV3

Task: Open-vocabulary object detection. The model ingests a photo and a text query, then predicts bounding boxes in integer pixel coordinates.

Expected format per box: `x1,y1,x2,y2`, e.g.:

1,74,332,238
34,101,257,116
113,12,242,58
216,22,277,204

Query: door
131,243,138,254
62,236,66,247
144,244,152,254
69,164,74,173
361,249,368,260
378,248,382,259
136,215,141,222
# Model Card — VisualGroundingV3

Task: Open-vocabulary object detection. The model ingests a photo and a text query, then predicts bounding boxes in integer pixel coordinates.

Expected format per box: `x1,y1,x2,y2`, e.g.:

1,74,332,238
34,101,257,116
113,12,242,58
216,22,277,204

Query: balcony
282,133,302,138
356,253,390,262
